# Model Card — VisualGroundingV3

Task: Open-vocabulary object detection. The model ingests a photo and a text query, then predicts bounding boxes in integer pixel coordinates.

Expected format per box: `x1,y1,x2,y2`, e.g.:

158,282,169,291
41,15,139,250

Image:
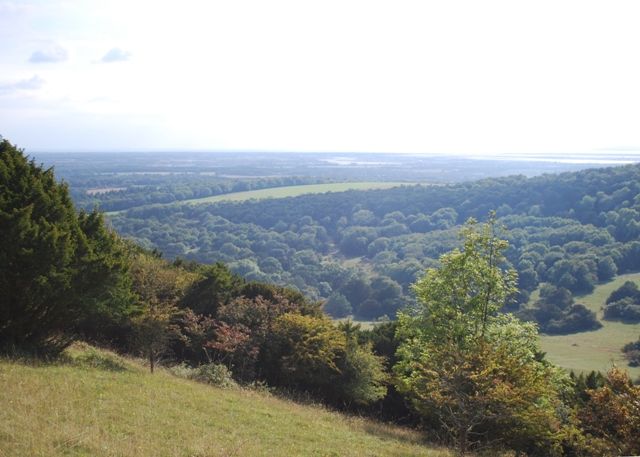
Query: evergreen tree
0,139,132,352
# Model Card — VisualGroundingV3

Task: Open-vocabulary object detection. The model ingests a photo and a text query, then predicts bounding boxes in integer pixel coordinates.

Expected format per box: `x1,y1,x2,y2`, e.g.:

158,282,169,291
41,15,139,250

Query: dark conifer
0,139,132,353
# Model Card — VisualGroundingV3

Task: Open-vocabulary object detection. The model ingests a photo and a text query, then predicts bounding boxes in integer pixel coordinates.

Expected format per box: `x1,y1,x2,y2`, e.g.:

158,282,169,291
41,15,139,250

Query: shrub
191,363,237,387
170,362,237,388
578,367,640,455
603,281,640,323
622,338,640,367
604,297,640,322
72,347,128,372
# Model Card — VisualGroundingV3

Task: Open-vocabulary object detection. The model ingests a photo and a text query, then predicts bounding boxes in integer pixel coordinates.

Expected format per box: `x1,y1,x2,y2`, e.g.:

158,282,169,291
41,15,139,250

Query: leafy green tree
337,337,387,406
606,280,639,304
339,276,372,308
394,216,568,455
268,313,347,392
0,139,132,352
603,280,640,322
407,215,518,342
180,262,243,316
323,292,352,318
597,256,617,281
622,336,640,367
129,253,196,372
267,313,386,406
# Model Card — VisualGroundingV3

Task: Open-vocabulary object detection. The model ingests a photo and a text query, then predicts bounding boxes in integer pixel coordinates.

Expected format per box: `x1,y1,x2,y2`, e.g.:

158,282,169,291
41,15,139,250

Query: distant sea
477,152,640,165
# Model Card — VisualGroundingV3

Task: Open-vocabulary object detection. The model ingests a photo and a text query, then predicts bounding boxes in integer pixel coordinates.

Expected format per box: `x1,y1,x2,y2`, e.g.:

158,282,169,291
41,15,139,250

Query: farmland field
181,182,413,205
105,182,414,216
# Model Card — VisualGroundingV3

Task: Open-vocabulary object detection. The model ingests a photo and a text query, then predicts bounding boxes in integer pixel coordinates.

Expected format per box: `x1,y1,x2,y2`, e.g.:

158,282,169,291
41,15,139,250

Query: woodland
110,164,640,334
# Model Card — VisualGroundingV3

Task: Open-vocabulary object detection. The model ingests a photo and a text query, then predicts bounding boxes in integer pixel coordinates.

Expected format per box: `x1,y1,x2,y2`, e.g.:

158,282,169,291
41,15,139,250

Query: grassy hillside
0,345,449,457
539,273,640,378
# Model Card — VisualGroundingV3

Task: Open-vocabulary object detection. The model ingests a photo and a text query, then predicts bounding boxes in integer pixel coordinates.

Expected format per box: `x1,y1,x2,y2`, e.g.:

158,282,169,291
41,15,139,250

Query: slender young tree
129,253,194,372
394,215,568,455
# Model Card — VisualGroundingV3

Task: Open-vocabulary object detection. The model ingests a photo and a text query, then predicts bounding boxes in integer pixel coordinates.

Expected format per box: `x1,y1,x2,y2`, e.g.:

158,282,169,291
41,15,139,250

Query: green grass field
181,182,412,205
106,182,413,216
0,344,449,457
538,273,640,378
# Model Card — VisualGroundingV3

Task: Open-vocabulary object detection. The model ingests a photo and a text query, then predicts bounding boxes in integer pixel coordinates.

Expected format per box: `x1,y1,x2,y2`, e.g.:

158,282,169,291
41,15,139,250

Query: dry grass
0,344,450,457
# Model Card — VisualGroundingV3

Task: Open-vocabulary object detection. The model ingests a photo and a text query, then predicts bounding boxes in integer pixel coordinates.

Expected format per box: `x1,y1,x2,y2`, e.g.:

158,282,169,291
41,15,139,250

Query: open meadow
0,344,449,457
538,273,640,378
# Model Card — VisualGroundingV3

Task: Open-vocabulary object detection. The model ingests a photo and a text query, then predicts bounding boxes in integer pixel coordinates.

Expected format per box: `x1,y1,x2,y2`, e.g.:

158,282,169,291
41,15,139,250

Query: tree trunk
457,426,468,456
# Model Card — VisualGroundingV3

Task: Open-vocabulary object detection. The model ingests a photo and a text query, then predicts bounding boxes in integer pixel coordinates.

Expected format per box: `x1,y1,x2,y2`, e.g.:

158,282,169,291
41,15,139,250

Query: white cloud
0,75,45,94
29,44,68,63
101,47,131,63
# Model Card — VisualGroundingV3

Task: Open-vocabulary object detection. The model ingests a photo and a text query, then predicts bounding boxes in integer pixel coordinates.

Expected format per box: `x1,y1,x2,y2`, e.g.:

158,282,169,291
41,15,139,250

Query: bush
622,338,640,367
191,363,237,387
604,281,640,323
170,362,237,388
72,346,128,372
577,367,640,455
604,297,640,323
323,292,352,318
544,304,602,335
521,286,602,334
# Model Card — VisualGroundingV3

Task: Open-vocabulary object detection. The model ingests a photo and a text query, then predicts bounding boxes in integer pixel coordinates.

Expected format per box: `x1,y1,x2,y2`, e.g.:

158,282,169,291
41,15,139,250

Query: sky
1,0,640,155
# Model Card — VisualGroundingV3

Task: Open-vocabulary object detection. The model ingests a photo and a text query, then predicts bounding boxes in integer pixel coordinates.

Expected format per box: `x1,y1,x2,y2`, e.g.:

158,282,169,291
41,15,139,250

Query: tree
266,313,386,406
337,336,387,406
180,262,243,316
394,216,567,455
520,285,602,335
268,313,347,392
129,253,195,372
603,280,640,322
597,256,617,281
323,292,352,318
606,280,639,304
622,336,640,367
578,366,640,455
407,215,518,343
0,139,132,352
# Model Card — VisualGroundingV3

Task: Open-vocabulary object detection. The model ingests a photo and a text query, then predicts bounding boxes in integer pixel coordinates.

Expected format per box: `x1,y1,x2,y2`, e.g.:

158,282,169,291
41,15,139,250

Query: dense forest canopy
110,164,640,326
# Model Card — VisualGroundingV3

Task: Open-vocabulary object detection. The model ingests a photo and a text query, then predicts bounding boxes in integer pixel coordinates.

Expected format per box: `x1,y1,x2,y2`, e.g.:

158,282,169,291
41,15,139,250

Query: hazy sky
1,0,640,154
